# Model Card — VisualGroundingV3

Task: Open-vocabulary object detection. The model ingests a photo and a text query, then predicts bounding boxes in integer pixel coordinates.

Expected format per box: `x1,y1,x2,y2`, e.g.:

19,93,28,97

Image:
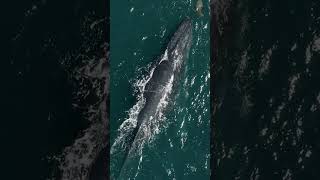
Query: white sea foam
111,52,178,157
110,66,155,155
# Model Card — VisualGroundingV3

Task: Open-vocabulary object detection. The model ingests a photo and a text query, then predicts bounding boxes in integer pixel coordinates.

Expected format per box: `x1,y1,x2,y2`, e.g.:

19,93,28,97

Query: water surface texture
111,0,210,179
211,0,320,179
3,0,108,179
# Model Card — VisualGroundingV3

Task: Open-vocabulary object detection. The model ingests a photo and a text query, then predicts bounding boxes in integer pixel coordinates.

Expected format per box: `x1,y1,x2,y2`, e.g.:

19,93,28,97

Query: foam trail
111,54,176,157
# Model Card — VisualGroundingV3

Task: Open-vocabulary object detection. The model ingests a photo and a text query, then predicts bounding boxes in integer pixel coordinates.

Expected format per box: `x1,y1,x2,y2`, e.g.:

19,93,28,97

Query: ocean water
211,0,320,179
3,0,107,179
110,0,210,179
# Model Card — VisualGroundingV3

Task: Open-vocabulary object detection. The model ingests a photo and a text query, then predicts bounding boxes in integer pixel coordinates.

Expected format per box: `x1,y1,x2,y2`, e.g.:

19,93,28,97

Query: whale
116,18,193,178
134,18,193,137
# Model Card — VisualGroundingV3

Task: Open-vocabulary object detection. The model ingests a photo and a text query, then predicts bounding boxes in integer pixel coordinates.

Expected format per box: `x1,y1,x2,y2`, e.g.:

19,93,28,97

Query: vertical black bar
210,0,217,178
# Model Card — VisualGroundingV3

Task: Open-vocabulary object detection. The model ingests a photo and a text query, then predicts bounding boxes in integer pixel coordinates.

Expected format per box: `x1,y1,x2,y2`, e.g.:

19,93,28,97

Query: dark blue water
211,0,320,179
3,0,108,179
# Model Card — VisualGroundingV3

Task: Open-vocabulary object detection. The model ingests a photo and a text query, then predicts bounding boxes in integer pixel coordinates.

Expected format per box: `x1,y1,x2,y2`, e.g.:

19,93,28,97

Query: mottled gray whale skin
117,18,193,179
129,18,192,152
136,18,193,130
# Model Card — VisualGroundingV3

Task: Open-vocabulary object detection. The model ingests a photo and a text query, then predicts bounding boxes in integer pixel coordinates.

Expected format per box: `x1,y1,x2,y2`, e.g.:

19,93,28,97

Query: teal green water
110,0,210,179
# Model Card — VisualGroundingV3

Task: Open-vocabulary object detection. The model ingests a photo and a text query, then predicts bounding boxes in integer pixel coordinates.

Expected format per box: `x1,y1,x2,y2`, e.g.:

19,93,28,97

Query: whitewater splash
111,55,177,158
